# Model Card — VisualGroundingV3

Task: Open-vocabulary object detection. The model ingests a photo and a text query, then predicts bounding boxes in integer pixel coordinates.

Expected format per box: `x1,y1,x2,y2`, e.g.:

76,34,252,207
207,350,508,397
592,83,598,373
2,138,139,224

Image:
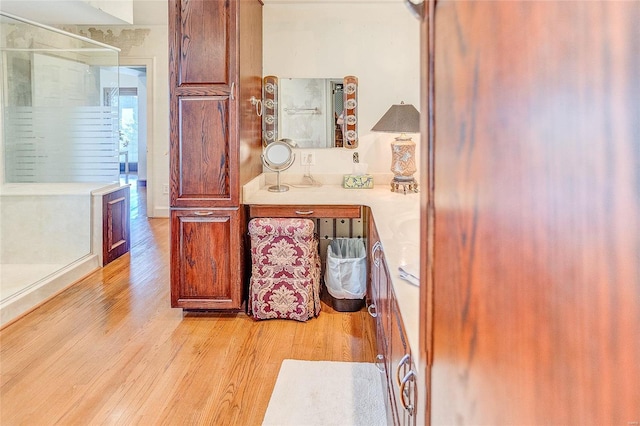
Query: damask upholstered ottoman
248,218,321,321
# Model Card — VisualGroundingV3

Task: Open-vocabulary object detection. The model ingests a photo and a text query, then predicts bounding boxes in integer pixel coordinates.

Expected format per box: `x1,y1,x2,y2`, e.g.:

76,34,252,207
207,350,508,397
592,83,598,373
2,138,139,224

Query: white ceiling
1,1,127,25
0,0,167,26
0,0,406,26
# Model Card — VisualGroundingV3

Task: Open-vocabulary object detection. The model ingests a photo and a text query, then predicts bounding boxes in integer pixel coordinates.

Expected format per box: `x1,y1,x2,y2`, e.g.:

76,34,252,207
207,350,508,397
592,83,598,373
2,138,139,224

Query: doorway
116,65,146,186
116,58,155,219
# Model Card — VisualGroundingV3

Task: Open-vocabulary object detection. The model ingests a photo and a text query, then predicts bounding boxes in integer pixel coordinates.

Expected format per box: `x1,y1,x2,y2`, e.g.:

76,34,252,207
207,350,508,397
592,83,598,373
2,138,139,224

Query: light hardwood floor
0,183,376,425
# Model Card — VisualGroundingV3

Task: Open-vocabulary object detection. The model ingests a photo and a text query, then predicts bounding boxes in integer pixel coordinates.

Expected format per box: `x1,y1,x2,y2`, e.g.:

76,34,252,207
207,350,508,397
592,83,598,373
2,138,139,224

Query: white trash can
324,238,367,311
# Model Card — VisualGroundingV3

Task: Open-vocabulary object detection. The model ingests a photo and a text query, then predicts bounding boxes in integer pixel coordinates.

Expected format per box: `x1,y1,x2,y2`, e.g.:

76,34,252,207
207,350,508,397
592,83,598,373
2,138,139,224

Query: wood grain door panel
171,208,243,310
172,96,237,207
170,0,234,87
370,213,412,426
103,187,130,265
427,1,640,424
390,293,416,426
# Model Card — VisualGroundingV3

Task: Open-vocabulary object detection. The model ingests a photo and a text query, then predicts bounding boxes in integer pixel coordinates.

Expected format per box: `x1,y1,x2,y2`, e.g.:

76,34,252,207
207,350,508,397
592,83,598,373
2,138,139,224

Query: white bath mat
262,359,387,426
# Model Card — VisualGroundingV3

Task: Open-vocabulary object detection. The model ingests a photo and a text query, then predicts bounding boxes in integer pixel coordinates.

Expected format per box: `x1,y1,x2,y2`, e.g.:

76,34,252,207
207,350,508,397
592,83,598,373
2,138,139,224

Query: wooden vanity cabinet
169,0,262,309
367,212,417,426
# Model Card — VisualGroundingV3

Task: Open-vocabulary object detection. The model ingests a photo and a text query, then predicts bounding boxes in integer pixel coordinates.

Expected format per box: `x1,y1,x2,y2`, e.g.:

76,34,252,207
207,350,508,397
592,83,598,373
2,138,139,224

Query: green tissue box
343,174,374,189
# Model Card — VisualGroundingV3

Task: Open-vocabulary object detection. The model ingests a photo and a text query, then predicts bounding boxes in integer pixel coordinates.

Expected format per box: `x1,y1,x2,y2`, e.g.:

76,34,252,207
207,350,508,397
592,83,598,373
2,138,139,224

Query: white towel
398,263,419,286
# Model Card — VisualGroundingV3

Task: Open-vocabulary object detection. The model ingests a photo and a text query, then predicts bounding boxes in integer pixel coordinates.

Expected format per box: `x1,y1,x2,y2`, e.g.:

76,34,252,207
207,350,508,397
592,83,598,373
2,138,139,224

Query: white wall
263,2,421,176
67,2,419,216
87,0,133,23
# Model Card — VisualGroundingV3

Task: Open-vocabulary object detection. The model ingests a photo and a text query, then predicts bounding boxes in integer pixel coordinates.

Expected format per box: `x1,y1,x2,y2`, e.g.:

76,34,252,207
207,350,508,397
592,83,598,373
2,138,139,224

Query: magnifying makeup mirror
262,139,295,192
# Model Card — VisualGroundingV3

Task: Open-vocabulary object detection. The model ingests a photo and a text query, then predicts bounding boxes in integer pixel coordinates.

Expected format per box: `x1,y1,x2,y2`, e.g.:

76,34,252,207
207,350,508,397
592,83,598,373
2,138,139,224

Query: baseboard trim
152,207,170,218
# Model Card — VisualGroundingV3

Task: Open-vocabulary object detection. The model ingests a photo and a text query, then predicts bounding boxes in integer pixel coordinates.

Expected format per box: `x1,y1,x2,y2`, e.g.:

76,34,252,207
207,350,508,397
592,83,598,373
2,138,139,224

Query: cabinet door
389,290,417,426
171,96,237,207
102,186,130,265
380,258,403,426
169,0,235,87
368,216,388,354
428,1,640,424
368,215,400,426
171,208,244,310
169,0,239,207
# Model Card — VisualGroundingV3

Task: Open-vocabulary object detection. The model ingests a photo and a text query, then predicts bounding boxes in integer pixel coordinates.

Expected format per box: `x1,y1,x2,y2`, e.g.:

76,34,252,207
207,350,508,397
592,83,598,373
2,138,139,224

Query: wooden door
422,1,640,424
102,186,130,265
170,208,244,310
171,96,236,207
169,0,234,87
169,0,239,208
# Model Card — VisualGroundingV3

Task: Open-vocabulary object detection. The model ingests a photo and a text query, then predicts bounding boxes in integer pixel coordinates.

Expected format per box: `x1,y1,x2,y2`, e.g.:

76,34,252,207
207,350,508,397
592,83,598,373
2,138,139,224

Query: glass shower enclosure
0,12,120,325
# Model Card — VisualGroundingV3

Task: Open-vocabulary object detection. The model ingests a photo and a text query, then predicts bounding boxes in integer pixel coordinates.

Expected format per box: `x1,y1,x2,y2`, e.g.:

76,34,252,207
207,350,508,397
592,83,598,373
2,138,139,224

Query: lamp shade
371,102,420,134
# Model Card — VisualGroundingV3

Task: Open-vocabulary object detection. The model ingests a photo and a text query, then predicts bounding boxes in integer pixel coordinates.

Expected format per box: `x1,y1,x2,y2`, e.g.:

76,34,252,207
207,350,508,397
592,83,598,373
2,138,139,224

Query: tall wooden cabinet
419,1,640,424
169,0,263,310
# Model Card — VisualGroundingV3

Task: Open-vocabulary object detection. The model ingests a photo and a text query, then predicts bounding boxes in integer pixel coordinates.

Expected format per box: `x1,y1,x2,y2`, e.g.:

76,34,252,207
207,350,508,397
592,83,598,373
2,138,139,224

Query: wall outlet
300,152,316,166
163,184,169,194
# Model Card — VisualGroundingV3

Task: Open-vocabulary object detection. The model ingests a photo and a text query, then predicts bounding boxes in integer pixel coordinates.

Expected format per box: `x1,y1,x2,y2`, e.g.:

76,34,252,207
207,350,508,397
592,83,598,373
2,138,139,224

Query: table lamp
371,101,420,193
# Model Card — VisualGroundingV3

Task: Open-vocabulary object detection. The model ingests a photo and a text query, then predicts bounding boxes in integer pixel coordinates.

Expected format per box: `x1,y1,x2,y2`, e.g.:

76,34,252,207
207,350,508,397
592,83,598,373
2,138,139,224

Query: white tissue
352,163,368,175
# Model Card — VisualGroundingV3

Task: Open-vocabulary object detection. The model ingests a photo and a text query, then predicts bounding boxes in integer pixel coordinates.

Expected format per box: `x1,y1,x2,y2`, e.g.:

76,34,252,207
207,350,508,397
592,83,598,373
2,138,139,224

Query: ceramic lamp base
390,135,418,194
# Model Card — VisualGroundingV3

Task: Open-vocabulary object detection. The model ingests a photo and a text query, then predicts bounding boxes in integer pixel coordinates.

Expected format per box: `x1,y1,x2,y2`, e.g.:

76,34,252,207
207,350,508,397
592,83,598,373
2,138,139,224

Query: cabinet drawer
249,204,361,219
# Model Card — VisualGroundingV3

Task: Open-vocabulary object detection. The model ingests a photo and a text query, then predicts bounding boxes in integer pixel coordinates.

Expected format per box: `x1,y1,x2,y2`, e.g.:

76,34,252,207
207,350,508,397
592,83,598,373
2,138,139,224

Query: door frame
119,57,155,217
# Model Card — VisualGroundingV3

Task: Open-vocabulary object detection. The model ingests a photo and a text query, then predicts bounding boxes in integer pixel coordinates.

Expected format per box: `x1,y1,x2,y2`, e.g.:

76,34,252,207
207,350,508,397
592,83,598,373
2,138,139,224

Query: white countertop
243,173,421,356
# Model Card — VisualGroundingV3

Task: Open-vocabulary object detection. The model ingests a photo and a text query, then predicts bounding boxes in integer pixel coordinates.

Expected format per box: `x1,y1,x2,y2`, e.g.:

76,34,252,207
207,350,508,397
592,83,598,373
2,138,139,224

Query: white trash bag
324,238,367,299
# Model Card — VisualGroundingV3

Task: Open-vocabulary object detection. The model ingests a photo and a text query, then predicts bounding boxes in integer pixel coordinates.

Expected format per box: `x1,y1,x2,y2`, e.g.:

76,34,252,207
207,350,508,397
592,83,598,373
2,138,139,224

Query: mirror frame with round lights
262,139,295,192
262,75,358,149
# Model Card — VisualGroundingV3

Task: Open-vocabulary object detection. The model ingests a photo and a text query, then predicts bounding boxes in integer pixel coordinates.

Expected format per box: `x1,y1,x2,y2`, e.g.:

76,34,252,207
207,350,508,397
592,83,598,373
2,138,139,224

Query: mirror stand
263,160,295,192
262,140,295,192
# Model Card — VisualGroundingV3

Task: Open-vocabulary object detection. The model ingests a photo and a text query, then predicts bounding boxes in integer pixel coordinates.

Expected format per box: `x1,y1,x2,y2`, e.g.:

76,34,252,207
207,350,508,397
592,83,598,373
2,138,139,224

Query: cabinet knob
367,303,377,318
194,211,214,216
375,354,385,373
294,210,314,215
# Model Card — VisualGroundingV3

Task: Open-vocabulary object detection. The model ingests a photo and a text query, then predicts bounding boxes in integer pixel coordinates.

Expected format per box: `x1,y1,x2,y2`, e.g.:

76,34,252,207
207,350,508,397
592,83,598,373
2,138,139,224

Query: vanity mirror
262,76,358,149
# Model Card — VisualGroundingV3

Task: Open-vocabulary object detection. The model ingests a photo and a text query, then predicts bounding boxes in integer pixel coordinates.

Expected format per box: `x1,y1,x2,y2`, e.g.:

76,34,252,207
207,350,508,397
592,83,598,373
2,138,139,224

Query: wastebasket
324,238,367,312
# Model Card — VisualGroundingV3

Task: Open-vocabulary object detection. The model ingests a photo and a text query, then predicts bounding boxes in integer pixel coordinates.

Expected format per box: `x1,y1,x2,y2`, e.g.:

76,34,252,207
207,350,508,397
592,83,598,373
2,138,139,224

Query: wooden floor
0,182,376,425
